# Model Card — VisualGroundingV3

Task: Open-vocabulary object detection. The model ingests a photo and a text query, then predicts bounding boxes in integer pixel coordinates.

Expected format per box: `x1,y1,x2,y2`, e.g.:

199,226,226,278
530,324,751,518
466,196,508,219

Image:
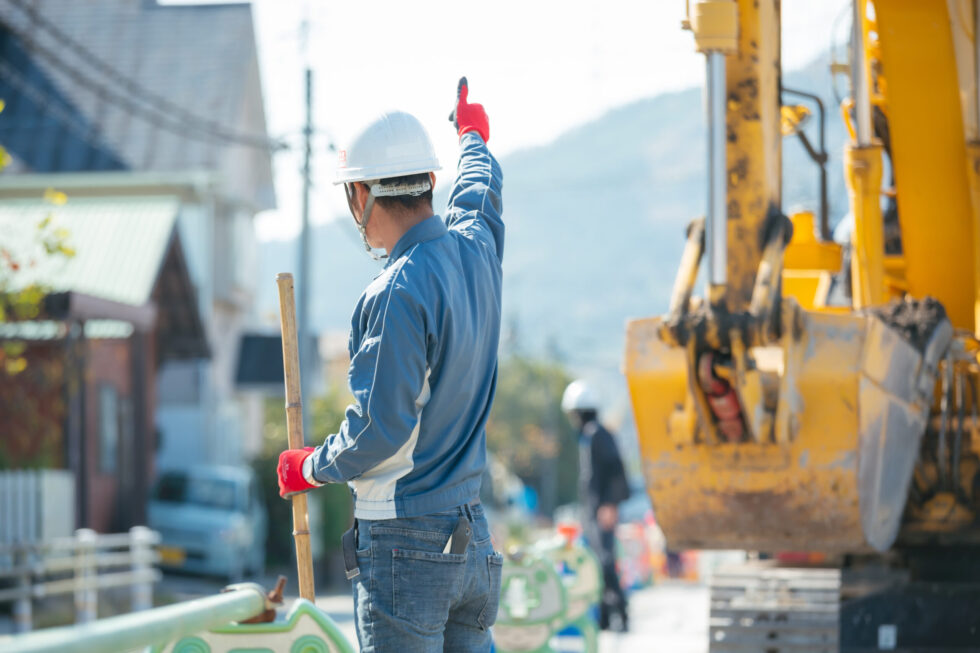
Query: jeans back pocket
393,548,466,631
478,552,504,629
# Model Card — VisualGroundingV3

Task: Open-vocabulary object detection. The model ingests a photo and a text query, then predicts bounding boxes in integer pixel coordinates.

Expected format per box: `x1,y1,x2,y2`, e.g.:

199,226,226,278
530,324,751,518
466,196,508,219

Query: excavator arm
626,0,980,554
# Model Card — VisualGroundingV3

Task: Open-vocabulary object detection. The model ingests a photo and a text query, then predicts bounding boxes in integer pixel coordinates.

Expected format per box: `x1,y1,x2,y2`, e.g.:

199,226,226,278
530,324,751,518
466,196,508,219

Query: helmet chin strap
358,192,387,261
346,183,387,261
346,177,432,262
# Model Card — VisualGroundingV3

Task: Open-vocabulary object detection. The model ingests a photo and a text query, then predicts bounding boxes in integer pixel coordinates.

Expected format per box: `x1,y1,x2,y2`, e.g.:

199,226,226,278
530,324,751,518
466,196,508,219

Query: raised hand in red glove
448,76,489,143
277,446,317,498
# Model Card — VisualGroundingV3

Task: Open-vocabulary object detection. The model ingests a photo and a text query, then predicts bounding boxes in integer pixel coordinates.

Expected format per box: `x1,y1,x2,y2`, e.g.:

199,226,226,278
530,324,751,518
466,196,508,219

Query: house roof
0,0,275,211
0,195,180,306
0,194,209,358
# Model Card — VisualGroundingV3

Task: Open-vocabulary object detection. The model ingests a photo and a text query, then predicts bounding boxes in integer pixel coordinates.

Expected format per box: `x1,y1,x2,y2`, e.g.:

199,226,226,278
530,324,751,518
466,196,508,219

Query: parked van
148,466,267,581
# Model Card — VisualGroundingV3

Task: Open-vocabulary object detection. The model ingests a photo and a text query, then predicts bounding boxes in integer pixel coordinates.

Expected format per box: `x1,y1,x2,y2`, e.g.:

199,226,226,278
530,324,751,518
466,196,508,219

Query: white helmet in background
561,379,599,412
335,111,441,185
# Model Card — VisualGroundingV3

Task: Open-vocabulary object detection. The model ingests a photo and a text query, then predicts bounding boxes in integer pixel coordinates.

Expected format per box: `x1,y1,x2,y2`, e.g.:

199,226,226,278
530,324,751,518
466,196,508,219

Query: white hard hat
334,111,441,185
561,380,599,412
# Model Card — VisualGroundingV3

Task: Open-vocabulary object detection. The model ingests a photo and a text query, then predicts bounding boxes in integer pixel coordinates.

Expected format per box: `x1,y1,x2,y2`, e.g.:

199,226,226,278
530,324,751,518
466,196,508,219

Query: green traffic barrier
536,538,601,653
2,581,354,653
494,535,601,653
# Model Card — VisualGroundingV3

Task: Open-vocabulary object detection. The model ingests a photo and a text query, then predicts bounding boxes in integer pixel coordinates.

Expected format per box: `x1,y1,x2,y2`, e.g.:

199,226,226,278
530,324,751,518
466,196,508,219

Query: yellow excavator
625,0,980,649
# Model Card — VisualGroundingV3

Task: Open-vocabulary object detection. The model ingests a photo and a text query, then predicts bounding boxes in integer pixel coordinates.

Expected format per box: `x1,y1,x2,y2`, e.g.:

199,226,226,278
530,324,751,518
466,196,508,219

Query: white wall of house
156,199,263,469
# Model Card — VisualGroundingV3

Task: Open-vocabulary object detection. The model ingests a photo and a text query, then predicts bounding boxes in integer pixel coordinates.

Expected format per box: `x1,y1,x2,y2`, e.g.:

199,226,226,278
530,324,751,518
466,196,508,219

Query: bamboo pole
276,273,316,602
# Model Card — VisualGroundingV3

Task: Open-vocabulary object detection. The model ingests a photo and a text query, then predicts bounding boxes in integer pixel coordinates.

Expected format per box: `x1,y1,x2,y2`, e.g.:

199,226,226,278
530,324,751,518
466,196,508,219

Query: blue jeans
352,503,503,652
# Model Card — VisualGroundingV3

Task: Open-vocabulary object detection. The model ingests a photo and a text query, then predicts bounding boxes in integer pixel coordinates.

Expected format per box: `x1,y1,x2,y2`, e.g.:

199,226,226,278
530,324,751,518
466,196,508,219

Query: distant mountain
256,54,849,376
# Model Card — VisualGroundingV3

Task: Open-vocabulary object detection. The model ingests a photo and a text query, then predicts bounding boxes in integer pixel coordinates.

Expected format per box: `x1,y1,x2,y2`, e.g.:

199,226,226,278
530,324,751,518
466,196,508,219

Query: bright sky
234,0,850,240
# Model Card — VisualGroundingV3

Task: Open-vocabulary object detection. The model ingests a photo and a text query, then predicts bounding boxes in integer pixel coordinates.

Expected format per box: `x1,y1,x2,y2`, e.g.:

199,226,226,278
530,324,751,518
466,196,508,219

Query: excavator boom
626,0,980,554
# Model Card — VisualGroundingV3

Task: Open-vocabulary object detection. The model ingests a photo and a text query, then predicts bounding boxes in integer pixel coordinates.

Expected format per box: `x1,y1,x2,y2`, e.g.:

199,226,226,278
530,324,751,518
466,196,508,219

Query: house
0,0,277,530
0,179,208,532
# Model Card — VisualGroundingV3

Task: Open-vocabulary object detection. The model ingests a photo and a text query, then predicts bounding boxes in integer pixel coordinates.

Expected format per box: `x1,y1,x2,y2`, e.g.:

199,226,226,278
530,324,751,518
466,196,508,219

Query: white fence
0,470,75,546
0,527,161,633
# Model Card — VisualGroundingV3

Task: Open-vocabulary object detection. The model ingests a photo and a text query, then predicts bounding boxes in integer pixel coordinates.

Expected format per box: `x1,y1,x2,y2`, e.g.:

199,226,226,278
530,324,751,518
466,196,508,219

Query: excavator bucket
624,301,950,553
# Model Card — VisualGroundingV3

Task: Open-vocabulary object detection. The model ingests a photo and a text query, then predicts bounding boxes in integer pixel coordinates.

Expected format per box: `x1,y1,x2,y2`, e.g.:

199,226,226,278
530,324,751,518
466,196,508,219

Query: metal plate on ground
709,561,840,652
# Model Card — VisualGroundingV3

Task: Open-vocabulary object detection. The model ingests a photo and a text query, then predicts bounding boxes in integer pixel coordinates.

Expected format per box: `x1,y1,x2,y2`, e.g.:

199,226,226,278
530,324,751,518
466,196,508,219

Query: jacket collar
386,215,447,265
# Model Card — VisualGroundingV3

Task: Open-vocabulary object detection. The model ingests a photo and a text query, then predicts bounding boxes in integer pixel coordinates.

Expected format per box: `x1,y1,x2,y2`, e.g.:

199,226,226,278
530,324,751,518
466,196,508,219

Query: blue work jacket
309,132,504,519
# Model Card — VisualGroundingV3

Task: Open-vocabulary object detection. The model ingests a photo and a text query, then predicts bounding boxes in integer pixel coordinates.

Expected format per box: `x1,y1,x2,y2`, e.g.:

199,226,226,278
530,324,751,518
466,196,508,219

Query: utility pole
298,63,313,443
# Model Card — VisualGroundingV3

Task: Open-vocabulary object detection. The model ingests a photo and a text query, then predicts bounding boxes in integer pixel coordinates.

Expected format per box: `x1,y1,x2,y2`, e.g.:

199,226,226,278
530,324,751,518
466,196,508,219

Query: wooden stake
275,273,316,602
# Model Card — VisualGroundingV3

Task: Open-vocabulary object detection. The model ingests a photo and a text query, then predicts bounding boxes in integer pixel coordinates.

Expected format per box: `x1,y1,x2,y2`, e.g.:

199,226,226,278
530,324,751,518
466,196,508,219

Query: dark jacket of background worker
562,379,631,632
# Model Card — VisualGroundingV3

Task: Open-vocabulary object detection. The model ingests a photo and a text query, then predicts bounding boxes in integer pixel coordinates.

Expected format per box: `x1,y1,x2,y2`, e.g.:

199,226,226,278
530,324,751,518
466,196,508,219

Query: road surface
163,573,710,652
0,572,709,651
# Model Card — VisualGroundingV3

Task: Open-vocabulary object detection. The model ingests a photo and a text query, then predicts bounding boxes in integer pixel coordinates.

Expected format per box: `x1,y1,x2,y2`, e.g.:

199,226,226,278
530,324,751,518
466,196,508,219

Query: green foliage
0,111,77,468
316,482,354,554
487,355,578,516
0,344,68,470
0,210,75,462
250,452,294,568
0,179,76,372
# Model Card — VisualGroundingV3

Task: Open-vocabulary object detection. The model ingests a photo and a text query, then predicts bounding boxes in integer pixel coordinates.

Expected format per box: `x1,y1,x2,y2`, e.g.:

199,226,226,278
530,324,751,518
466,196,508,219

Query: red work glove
277,446,316,498
449,76,489,143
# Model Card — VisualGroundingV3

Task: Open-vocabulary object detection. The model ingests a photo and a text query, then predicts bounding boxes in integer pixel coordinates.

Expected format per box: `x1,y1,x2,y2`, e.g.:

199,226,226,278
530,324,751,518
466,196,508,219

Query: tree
486,355,578,516
0,100,77,469
0,97,75,373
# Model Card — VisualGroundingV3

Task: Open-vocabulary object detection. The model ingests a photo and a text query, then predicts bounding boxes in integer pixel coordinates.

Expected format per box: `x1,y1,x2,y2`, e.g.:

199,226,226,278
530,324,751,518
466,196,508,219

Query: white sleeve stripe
320,244,422,475
478,139,492,219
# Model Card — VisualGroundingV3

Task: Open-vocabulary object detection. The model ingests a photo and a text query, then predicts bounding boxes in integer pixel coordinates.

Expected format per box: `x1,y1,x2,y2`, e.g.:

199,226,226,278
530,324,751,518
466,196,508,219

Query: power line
0,59,110,154
5,0,285,151
4,0,288,152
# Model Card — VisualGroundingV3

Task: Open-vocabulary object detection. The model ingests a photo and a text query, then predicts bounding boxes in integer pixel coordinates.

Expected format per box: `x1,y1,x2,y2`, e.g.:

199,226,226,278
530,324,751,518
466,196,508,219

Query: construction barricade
493,528,601,653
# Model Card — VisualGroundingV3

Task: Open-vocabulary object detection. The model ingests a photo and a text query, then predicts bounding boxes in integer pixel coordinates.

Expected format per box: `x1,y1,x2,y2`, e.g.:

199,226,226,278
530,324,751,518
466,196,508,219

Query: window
157,361,200,404
98,384,119,473
152,472,238,511
153,472,188,502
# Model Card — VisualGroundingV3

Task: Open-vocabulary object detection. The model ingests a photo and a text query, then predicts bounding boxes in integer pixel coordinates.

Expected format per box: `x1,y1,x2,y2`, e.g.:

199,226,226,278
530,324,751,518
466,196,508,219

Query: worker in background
276,78,504,652
562,379,631,632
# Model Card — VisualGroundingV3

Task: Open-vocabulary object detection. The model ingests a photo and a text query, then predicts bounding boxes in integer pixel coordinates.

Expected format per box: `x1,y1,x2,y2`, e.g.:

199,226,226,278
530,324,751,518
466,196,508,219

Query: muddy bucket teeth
625,297,952,553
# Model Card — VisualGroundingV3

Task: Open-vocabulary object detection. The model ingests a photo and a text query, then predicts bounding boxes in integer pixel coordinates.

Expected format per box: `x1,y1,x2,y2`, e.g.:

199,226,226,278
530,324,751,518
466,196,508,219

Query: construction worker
561,379,631,632
276,78,504,652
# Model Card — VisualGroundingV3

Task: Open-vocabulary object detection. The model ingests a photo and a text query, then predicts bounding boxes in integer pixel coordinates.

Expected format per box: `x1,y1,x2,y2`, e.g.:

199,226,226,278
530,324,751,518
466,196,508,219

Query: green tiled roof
0,195,179,306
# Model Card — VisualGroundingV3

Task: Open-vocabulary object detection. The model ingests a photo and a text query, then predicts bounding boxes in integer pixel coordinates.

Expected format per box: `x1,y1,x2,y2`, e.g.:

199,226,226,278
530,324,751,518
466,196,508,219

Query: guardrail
0,470,75,546
0,526,160,633
1,582,271,653
2,579,356,653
